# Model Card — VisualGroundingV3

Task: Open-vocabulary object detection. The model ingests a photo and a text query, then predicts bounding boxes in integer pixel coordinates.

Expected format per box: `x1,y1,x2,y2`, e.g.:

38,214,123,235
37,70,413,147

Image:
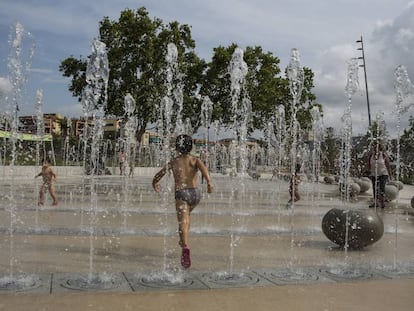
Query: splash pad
1,23,414,297
1,167,414,294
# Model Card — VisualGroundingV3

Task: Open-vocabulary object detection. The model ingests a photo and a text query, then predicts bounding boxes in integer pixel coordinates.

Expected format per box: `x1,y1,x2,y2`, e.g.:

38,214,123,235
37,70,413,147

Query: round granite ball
361,176,371,183
349,182,361,197
385,184,399,201
322,208,384,249
411,196,414,208
356,178,371,193
324,175,335,184
387,180,403,190
338,182,360,198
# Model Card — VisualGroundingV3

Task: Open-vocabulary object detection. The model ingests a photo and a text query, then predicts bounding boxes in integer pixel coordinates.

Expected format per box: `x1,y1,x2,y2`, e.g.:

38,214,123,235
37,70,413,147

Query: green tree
59,7,205,142
321,127,340,174
294,67,321,131
60,7,321,143
200,44,320,133
244,46,289,130
199,44,236,125
59,57,87,99
349,121,389,177
398,116,414,184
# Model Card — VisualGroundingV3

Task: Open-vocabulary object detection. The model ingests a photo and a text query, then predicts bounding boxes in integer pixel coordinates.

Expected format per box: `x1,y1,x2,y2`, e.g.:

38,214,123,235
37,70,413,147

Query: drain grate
54,272,130,292
0,273,50,293
373,263,414,279
198,271,272,289
319,266,383,282
124,270,208,291
257,267,326,285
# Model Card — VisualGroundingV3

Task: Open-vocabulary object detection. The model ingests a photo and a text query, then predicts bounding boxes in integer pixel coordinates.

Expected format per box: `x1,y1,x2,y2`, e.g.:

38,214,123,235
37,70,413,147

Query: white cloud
309,2,414,137
375,19,393,29
395,28,414,50
1,0,414,138
0,76,11,94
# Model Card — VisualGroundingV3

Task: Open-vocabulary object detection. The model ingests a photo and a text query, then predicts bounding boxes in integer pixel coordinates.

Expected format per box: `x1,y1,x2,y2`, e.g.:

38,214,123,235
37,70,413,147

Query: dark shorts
175,188,201,206
41,182,51,191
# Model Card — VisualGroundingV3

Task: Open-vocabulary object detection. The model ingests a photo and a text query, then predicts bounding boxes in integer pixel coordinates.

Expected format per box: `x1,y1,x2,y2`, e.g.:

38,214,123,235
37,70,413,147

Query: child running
152,134,213,269
35,157,58,206
286,163,301,209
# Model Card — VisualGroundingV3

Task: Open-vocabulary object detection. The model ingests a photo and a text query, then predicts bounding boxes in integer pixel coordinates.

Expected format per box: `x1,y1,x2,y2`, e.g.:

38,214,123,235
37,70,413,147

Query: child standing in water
152,134,213,268
118,150,127,176
35,157,58,206
286,163,301,209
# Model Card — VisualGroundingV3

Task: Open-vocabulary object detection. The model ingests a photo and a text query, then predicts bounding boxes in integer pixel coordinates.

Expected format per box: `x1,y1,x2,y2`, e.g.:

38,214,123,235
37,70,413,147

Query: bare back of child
152,134,213,268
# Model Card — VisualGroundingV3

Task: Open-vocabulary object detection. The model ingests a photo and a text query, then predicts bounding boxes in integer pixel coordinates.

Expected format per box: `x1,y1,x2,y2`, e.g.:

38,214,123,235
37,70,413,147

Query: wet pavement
0,169,413,310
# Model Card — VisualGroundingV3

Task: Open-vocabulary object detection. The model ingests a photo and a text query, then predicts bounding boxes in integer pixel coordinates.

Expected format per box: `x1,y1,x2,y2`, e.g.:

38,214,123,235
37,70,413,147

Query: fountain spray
227,47,251,273
340,57,359,254
80,38,109,281
4,22,35,278
393,65,414,269
286,48,304,251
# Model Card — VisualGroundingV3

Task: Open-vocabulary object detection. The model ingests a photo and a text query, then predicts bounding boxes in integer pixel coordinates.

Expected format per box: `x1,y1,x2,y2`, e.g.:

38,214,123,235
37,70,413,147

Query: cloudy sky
1,0,414,137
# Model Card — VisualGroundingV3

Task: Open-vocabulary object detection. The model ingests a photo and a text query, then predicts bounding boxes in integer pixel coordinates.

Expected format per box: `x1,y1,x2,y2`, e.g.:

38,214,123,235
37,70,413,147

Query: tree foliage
321,127,340,174
59,6,320,142
200,45,320,133
59,7,205,141
399,116,414,184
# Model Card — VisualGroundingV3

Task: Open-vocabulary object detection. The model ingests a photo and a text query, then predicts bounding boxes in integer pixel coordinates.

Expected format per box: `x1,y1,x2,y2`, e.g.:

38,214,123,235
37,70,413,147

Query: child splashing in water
152,134,213,268
286,163,301,209
35,157,58,206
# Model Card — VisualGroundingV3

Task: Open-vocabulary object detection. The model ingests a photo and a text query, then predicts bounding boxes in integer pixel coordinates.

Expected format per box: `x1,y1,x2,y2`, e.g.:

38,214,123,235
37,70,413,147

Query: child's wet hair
176,134,193,154
42,157,51,164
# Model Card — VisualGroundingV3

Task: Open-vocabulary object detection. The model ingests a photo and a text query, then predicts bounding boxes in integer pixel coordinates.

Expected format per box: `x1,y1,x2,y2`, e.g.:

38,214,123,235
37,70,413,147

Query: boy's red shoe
181,247,191,269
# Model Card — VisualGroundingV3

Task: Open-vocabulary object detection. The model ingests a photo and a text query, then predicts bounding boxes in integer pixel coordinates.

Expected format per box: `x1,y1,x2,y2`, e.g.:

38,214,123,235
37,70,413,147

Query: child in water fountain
286,163,301,209
152,134,213,269
35,157,58,206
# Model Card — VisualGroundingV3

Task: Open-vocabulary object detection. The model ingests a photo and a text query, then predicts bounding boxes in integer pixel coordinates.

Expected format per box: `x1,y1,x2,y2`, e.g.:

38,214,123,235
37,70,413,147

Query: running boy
152,134,213,268
35,157,58,206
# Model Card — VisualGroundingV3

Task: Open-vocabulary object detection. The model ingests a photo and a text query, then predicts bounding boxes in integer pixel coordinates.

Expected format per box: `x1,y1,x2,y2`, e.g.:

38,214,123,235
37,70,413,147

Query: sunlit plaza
0,166,413,310
1,8,414,309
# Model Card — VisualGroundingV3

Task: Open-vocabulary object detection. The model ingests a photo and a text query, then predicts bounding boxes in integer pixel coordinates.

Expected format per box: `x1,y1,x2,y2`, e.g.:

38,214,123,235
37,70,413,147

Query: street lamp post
356,35,372,127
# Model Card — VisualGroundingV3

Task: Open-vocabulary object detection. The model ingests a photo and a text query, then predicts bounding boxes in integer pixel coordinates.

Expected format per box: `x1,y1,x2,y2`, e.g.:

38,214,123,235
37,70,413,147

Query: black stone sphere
322,208,384,249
